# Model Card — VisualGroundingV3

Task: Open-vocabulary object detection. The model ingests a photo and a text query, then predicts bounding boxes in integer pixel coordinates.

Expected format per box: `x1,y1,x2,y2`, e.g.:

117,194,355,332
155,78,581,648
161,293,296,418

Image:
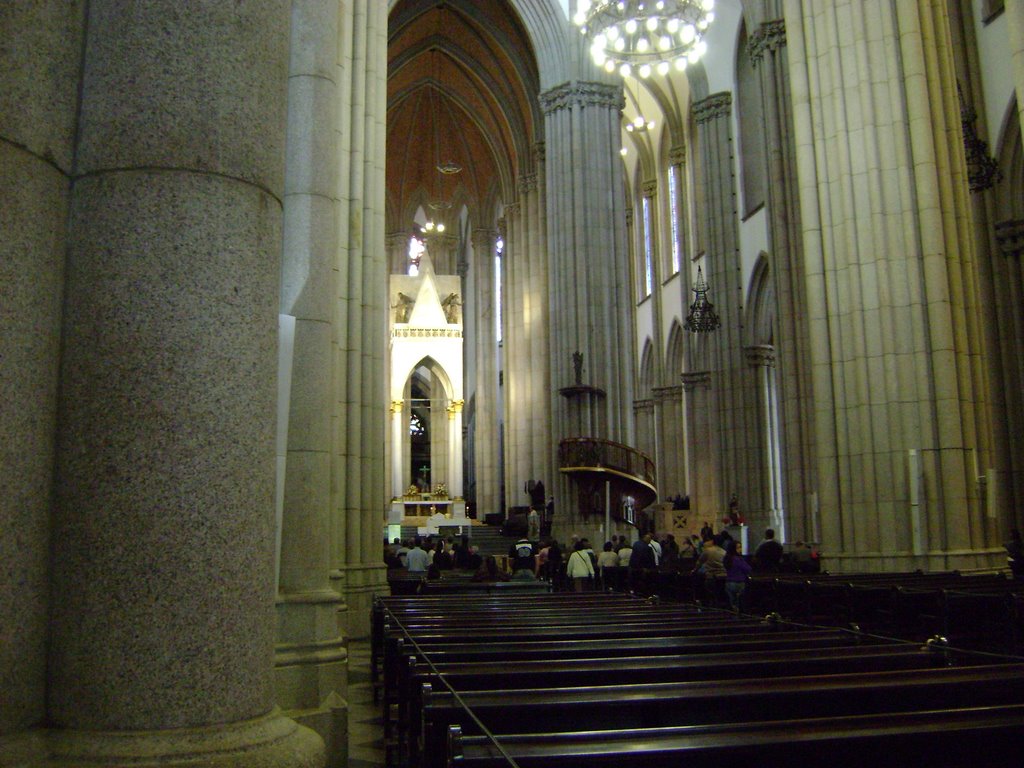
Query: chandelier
573,0,716,78
625,114,655,133
684,266,720,333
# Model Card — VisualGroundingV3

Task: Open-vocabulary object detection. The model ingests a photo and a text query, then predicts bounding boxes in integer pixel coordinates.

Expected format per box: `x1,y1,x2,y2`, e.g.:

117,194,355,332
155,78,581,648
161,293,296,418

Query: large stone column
541,81,635,532
749,15,818,542
391,399,406,499
692,91,764,521
333,0,388,640
653,385,685,497
1008,0,1024,138
471,227,502,516
0,1,82,753
276,0,347,764
46,1,322,765
501,201,527,501
448,400,465,497
786,0,995,569
682,372,720,528
387,230,409,275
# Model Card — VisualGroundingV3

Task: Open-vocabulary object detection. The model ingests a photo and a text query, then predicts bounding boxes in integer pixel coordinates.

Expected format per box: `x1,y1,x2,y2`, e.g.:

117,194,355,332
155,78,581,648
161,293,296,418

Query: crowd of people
385,523,821,609
387,518,1024,610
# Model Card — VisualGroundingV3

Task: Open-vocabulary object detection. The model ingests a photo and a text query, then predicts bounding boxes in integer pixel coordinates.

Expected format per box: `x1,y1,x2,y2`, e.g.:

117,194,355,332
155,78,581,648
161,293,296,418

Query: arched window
667,163,682,276
641,194,654,298
409,413,426,436
408,231,425,276
495,235,504,343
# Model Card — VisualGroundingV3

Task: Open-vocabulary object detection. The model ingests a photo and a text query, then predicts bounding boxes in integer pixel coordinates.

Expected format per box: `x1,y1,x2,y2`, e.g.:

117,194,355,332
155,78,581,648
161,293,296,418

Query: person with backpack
509,536,536,579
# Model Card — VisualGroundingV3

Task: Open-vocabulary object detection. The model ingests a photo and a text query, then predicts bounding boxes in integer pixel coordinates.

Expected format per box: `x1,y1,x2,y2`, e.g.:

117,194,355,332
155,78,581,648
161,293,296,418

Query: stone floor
347,639,386,767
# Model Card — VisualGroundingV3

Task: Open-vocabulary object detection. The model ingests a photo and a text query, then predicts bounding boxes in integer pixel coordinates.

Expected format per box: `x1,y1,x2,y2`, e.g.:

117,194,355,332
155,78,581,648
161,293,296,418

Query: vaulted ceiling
387,0,541,231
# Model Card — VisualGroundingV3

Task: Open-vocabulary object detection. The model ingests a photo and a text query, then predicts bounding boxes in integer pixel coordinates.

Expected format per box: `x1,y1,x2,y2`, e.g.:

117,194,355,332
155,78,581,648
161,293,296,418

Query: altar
388,490,468,533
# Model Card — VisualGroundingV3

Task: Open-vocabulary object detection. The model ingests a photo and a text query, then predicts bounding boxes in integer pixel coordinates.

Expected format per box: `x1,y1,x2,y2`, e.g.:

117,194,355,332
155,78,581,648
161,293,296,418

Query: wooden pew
382,613,775,734
418,662,1024,768
399,642,937,762
445,704,1024,767
394,628,889,764
940,582,1024,654
376,592,668,714
371,592,642,702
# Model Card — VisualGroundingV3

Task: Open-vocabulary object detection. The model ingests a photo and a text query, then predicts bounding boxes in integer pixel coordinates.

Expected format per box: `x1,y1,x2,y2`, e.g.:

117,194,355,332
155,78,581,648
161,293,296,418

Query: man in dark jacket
754,529,784,572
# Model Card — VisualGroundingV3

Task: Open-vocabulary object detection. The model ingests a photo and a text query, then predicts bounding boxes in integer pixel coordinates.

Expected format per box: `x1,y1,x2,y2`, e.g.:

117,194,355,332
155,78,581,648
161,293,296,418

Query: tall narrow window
668,165,681,275
408,232,425,276
495,236,504,343
641,195,654,298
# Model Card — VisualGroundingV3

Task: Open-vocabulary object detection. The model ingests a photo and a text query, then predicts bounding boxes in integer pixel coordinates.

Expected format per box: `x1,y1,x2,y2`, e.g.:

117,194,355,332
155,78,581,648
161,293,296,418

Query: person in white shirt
649,535,662,567
566,540,595,592
597,541,621,592
618,541,633,567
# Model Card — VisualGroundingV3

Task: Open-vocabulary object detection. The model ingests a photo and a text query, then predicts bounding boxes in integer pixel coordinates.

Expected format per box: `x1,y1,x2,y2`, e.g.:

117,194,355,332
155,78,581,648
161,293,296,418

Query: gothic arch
994,96,1022,223
400,355,456,405
745,251,774,347
735,20,766,217
639,338,656,395
665,320,684,386
508,0,572,87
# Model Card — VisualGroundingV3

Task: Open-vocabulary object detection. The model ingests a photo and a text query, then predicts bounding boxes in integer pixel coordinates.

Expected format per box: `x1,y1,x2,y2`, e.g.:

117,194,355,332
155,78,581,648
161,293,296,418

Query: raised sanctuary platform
388,494,468,534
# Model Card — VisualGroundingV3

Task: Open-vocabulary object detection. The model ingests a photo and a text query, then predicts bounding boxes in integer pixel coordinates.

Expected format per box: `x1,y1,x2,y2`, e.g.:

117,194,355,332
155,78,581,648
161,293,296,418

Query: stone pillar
653,385,685,497
786,0,994,569
448,400,465,497
387,230,410,275
275,1,347,762
693,91,763,521
744,345,783,538
682,372,719,528
471,227,501,516
45,1,322,765
541,81,635,531
527,147,554,490
333,0,389,640
501,201,526,504
0,1,82,751
749,16,818,542
1008,0,1024,138
634,399,656,474
946,1,1018,529
391,399,406,499
426,232,458,275
431,387,449,488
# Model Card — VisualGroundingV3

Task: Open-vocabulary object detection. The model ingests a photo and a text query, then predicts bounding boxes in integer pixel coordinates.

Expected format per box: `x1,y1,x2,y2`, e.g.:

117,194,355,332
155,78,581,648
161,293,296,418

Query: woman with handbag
566,540,595,592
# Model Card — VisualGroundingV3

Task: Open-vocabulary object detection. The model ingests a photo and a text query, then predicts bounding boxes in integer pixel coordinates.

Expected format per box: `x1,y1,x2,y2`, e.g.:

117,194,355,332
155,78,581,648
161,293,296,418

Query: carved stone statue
441,292,462,323
572,351,583,385
393,292,415,323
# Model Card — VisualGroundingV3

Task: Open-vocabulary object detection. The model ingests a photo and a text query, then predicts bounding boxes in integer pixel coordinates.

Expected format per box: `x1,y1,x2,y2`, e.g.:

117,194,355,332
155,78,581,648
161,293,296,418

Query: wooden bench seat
382,614,781,726
371,593,644,697
398,642,940,762
418,663,1024,768
941,583,1024,654
445,703,1024,767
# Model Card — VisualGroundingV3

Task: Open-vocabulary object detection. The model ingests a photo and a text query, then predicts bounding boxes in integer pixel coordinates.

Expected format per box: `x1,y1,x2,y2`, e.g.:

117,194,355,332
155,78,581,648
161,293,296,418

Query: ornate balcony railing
558,438,658,520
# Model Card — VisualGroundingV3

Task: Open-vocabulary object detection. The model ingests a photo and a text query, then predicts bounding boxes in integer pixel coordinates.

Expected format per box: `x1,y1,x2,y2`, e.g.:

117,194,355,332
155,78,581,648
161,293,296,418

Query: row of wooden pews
372,590,1024,768
745,570,1024,653
387,569,553,596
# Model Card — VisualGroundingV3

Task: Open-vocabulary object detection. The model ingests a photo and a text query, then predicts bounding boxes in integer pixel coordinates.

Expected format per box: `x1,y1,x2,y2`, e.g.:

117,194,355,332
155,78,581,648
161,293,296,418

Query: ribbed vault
387,0,540,230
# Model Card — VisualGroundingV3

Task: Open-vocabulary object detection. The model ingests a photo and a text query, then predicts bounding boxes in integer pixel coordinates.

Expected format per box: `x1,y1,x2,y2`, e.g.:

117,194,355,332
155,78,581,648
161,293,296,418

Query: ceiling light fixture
625,115,656,132
574,0,716,78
